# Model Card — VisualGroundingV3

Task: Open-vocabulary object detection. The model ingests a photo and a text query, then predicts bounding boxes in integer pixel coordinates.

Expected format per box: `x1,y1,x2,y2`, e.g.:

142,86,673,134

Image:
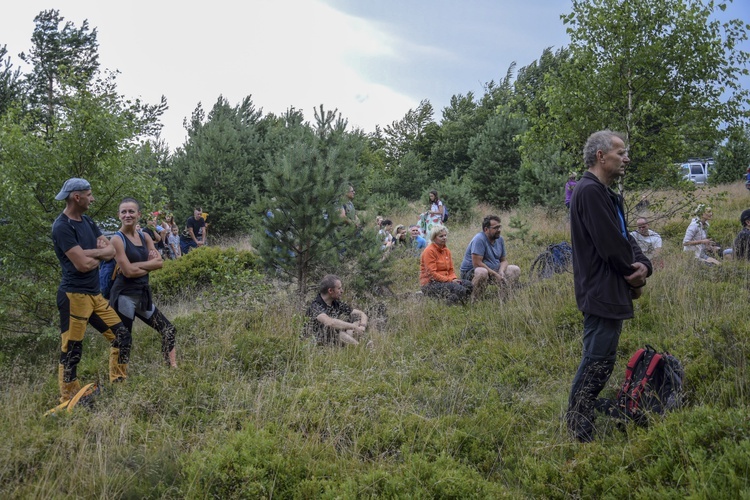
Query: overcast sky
1,1,748,151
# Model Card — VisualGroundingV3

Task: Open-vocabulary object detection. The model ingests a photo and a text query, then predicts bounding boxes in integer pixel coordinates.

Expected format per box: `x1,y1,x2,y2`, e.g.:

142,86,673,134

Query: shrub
366,193,411,219
433,169,476,223
708,218,739,248
660,220,687,240
150,246,261,302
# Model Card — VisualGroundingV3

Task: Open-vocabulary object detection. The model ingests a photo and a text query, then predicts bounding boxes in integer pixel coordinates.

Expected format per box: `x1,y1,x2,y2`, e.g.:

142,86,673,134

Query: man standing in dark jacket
567,130,652,442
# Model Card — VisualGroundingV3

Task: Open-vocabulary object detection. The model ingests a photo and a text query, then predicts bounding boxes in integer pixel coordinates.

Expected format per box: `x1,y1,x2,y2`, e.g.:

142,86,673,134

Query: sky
1,1,748,152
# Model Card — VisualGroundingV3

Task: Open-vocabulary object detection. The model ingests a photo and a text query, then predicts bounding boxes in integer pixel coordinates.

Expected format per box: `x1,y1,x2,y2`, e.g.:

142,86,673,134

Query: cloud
2,0,420,149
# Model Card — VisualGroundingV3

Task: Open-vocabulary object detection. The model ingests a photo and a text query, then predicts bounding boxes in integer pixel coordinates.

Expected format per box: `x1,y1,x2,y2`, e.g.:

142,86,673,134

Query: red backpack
598,345,685,426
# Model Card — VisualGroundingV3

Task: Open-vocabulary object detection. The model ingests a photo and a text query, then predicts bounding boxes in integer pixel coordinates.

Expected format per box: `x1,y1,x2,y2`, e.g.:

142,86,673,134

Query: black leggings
107,299,176,363
127,309,176,362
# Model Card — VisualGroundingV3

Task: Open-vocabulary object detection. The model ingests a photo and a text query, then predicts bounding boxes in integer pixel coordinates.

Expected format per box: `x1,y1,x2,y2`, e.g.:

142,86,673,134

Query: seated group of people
377,217,427,254
627,205,750,267
304,205,750,348
302,215,520,347
680,204,750,265
135,208,208,260
419,215,521,305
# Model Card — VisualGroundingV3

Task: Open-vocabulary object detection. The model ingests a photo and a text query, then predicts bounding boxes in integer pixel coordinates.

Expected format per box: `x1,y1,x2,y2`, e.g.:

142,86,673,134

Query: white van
681,162,707,185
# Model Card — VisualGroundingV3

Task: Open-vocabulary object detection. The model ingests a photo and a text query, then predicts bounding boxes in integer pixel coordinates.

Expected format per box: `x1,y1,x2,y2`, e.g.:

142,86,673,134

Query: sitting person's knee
473,267,489,281
338,331,360,345
506,265,521,281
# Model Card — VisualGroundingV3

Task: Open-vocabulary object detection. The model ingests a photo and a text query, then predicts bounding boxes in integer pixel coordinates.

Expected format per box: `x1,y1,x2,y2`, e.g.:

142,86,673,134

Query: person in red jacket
566,130,652,443
419,225,472,304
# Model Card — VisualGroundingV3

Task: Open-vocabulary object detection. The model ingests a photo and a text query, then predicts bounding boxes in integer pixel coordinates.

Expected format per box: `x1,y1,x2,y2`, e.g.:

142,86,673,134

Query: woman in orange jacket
419,225,472,304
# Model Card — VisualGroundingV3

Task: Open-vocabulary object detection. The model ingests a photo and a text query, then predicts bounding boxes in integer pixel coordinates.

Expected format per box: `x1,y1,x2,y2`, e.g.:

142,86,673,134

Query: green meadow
2,183,749,499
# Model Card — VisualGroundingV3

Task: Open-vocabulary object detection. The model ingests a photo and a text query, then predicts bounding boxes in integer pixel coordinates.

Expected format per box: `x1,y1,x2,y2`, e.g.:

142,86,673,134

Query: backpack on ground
99,231,126,299
599,345,685,426
529,241,572,279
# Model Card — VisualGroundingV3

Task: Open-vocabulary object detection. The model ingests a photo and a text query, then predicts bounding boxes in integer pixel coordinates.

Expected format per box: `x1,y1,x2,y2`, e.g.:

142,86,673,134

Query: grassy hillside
1,183,749,498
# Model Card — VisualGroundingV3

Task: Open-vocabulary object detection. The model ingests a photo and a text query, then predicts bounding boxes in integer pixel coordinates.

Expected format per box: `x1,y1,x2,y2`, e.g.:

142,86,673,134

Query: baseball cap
55,178,92,201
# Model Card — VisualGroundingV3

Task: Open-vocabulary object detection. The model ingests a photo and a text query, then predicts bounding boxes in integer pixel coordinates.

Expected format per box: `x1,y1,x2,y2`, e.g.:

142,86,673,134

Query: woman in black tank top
110,197,177,368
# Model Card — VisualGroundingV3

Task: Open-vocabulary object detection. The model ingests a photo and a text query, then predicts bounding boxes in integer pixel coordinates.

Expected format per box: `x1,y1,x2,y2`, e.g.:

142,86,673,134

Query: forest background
2,1,750,496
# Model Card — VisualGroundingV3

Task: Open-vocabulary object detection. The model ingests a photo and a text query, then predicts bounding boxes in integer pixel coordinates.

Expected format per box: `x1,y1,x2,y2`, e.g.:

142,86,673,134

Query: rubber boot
109,347,128,383
58,364,81,403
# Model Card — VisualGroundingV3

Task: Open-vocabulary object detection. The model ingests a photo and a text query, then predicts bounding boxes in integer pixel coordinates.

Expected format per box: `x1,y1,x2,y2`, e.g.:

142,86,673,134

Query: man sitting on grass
303,274,370,346
410,225,427,252
459,215,521,301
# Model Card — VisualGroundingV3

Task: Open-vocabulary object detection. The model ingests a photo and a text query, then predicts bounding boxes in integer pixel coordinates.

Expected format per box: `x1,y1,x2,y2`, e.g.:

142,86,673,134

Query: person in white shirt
630,218,662,261
683,204,721,265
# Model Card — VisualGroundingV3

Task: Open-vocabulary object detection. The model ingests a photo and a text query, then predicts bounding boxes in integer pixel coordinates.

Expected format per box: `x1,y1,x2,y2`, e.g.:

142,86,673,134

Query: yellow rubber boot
109,347,128,383
58,364,81,403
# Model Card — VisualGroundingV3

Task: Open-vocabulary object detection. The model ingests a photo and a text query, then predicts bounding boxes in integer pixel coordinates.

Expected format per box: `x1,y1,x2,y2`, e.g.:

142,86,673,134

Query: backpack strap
626,353,663,413
111,231,127,279
619,348,648,409
621,348,646,395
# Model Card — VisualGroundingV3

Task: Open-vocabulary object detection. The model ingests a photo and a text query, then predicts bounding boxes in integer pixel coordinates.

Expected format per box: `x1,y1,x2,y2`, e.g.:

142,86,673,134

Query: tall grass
1,182,749,497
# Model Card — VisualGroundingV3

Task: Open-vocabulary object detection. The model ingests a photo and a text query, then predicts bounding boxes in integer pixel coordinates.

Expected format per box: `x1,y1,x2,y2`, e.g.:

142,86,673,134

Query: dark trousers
566,313,623,442
421,280,473,305
180,238,198,254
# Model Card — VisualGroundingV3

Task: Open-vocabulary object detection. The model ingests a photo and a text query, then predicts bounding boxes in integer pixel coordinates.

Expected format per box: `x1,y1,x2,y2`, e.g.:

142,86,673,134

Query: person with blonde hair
419,225,472,304
683,204,721,265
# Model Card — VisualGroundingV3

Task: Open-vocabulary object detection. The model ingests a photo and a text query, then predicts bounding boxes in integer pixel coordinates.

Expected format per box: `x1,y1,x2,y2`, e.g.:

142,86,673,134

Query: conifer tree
0,45,21,117
256,107,389,297
167,96,266,235
19,9,100,135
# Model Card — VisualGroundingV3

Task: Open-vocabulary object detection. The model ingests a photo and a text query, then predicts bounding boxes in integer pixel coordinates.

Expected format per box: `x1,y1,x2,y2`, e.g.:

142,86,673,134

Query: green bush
366,193,411,218
433,169,476,223
660,220,688,240
708,218,740,248
150,246,261,301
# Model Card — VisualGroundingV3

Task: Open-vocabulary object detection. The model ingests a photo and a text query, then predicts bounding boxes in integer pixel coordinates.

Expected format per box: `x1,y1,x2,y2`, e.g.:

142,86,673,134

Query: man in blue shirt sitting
459,215,520,301
409,225,427,252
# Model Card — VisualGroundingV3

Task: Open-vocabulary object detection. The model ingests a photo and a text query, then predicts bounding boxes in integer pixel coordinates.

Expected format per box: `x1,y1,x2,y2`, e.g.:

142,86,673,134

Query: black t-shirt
304,294,353,344
52,213,102,294
185,216,205,241
142,227,164,249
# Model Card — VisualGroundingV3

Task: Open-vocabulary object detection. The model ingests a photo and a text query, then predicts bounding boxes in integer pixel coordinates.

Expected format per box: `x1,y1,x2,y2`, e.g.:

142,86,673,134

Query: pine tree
257,107,390,297
167,96,267,235
0,45,21,117
19,9,99,135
